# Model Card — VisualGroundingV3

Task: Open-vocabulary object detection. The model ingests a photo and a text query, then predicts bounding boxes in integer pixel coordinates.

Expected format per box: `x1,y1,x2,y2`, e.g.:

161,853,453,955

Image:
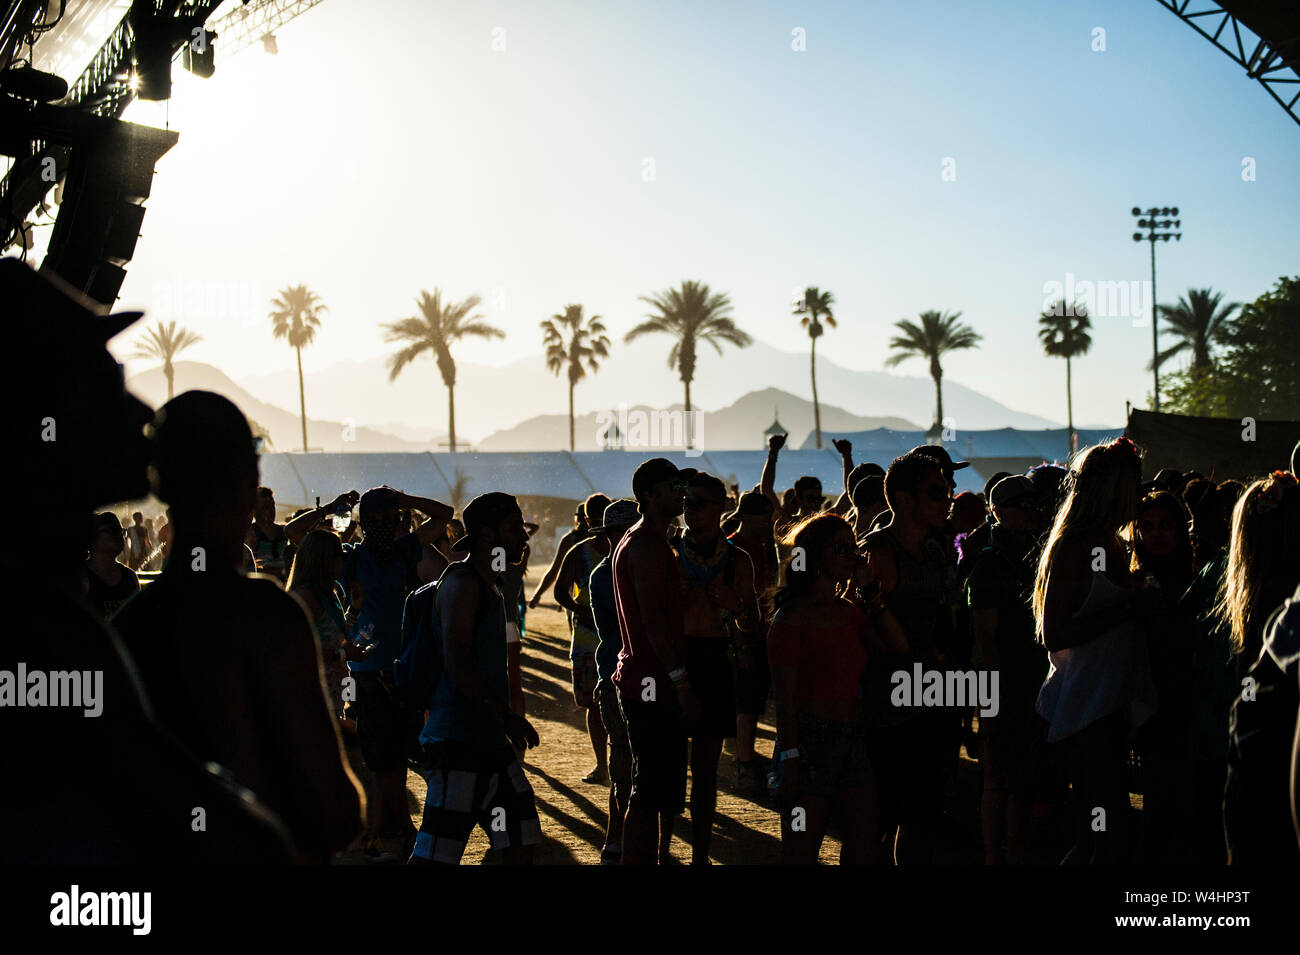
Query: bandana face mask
360,510,401,562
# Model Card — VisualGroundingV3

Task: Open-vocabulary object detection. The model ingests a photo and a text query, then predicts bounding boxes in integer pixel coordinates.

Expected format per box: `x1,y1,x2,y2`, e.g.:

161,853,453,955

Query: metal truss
1155,0,1300,127
206,0,324,64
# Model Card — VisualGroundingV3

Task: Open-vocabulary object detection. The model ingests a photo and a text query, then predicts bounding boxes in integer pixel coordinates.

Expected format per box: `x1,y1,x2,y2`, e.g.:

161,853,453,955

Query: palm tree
1038,300,1092,455
269,284,327,452
382,289,505,453
1150,287,1239,373
793,287,836,449
542,304,611,452
625,280,752,445
884,309,981,432
450,467,472,513
131,320,202,400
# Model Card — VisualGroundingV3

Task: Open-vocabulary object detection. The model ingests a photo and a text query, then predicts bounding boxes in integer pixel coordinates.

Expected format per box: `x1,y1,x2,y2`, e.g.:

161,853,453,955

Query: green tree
1158,277,1300,419
131,320,202,401
382,289,505,453
793,286,836,449
541,304,611,451
884,309,982,432
1149,287,1239,373
625,280,752,444
1038,300,1092,453
269,284,327,452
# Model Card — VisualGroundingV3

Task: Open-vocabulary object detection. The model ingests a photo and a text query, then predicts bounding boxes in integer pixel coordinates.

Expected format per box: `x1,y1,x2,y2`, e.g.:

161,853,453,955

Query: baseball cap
2,257,143,344
451,492,523,552
1026,464,1067,498
91,512,125,535
594,499,640,531
990,475,1035,509
914,445,970,472
631,458,696,500
1142,467,1185,495
982,471,1013,500
359,486,402,517
150,391,258,508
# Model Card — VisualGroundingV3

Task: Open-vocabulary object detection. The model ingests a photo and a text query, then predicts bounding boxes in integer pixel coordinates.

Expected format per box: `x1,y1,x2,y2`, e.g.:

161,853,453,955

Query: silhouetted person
614,459,699,865
85,512,139,618
114,391,364,863
0,258,293,863
411,493,541,864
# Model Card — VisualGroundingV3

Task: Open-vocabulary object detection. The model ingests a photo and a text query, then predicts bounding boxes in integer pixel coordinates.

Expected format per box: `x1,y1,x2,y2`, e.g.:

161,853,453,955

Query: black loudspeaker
42,121,178,306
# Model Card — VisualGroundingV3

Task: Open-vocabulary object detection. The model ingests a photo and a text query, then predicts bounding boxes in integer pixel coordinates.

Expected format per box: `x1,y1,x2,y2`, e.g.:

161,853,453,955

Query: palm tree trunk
1066,355,1075,456
165,360,174,401
810,336,822,449
296,345,308,452
448,384,457,453
684,378,693,448
933,373,944,432
568,380,575,452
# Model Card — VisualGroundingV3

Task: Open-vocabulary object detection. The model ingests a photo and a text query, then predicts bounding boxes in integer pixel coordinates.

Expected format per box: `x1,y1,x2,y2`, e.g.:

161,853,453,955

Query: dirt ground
339,565,1005,865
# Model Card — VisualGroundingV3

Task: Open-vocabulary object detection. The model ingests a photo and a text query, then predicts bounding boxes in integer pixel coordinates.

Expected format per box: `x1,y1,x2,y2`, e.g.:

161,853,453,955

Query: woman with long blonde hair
1221,471,1300,864
1033,437,1159,864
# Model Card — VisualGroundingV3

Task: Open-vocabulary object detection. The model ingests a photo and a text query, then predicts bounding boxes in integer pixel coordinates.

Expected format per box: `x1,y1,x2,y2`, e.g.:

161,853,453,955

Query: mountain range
234,337,1068,447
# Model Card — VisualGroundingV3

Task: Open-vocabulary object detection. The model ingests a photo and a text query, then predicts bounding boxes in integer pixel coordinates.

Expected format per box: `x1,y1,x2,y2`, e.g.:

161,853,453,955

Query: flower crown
1257,470,1298,514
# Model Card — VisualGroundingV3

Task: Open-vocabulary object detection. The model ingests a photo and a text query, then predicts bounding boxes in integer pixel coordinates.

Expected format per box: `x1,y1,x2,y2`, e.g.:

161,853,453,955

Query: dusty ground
338,570,1009,865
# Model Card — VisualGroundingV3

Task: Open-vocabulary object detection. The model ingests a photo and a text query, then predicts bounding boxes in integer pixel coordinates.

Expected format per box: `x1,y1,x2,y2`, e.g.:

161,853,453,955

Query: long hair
287,529,344,605
771,513,852,612
1032,438,1143,639
1217,472,1300,665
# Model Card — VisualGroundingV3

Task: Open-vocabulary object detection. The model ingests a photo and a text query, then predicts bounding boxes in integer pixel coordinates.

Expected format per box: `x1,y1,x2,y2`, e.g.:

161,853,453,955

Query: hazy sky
50,0,1300,426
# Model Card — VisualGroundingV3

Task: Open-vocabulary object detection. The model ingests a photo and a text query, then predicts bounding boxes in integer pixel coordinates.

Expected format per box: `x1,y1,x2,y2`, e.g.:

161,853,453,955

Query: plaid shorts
412,741,542,864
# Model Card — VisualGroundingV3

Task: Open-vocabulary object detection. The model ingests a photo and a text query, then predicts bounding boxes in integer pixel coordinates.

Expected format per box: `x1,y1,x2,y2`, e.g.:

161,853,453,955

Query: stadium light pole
1131,206,1181,413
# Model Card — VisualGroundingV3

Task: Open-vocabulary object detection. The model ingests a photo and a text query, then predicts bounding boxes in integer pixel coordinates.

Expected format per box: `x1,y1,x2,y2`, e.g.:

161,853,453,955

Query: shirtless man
613,459,700,865
671,472,759,864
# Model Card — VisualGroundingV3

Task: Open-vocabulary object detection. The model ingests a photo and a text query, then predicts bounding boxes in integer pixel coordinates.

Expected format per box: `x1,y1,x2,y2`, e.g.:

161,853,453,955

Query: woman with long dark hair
1033,438,1159,864
768,513,905,864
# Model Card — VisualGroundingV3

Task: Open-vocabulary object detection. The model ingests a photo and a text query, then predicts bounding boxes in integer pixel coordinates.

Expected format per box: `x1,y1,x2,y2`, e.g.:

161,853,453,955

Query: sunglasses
652,477,688,493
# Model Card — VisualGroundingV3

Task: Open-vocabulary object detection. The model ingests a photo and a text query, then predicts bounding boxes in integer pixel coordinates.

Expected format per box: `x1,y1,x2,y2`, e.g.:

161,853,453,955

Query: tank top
421,567,510,748
861,528,957,726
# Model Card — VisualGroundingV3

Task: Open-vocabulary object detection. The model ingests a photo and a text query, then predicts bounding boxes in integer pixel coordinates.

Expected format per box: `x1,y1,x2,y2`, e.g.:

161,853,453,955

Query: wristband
781,748,800,762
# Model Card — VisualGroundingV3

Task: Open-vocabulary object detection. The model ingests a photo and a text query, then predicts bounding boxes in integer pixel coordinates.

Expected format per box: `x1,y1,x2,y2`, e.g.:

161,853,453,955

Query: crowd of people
8,255,1300,866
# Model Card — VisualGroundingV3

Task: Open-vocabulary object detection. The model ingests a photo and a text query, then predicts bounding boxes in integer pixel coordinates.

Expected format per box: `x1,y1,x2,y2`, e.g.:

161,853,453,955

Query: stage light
0,66,68,103
1131,207,1141,216
262,33,278,55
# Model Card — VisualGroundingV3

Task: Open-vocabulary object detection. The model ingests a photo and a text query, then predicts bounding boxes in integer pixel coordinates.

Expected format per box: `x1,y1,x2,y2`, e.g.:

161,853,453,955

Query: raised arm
761,433,786,513
530,529,577,607
398,492,455,546
287,490,359,545
830,438,854,515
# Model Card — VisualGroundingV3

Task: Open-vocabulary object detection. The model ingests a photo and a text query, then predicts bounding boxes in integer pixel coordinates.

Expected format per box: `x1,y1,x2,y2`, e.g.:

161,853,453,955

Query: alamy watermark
595,403,705,457
1042,272,1152,325
0,663,102,717
891,662,999,717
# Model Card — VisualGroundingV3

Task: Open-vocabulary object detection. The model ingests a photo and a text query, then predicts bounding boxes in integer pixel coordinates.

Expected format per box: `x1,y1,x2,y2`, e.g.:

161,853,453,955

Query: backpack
393,562,484,711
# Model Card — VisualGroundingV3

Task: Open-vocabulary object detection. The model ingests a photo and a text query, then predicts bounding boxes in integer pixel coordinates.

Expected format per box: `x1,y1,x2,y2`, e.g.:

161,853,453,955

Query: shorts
352,671,416,772
979,700,1045,791
732,636,771,716
683,636,737,739
597,680,633,810
571,653,598,708
412,741,542,864
795,713,873,797
618,693,688,815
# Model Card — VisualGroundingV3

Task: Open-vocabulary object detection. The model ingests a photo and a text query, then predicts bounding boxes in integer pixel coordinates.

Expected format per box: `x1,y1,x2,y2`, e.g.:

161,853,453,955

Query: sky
25,0,1300,427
